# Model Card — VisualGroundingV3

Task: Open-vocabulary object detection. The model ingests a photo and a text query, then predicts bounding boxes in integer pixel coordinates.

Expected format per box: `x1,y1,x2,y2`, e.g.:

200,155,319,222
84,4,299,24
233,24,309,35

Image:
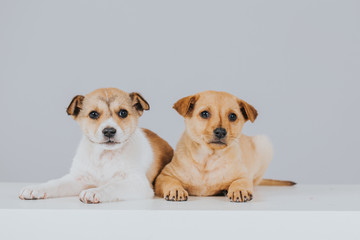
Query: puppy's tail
259,179,296,186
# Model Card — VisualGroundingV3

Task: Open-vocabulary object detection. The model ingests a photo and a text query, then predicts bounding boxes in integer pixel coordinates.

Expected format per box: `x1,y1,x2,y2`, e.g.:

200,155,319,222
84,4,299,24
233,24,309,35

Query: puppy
155,90,294,202
19,88,173,203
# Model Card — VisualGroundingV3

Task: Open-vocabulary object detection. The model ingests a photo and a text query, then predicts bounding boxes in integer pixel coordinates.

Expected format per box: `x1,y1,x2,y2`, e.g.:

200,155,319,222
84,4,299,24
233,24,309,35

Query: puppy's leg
79,175,153,204
227,178,254,202
19,174,86,200
155,174,188,201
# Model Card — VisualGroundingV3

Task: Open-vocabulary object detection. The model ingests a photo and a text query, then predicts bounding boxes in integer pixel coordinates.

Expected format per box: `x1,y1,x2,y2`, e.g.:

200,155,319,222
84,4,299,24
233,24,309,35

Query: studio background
1,0,359,184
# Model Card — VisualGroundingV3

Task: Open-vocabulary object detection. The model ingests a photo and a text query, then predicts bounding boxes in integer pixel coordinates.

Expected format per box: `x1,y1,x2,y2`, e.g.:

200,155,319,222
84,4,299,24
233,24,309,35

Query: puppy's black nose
214,128,227,139
102,127,116,138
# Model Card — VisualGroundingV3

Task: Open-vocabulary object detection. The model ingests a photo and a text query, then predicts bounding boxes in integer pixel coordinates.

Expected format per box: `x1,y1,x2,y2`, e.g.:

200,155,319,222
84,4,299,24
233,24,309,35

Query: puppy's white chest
70,131,152,186
92,152,129,181
74,151,129,185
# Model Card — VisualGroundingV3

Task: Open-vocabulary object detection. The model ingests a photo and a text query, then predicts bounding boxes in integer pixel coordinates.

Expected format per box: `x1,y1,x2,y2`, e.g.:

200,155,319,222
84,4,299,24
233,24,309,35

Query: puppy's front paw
227,187,253,203
163,187,188,201
79,189,102,204
19,186,47,200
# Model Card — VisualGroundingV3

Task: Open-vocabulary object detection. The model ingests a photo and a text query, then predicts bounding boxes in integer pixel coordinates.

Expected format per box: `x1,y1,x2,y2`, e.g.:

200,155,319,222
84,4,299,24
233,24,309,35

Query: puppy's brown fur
155,91,294,202
143,129,174,184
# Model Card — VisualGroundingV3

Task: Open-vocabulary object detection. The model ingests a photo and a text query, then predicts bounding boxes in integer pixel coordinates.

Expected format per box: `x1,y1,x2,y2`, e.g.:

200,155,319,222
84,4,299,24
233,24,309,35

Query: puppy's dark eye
200,111,210,119
89,111,100,119
229,113,237,122
118,109,128,118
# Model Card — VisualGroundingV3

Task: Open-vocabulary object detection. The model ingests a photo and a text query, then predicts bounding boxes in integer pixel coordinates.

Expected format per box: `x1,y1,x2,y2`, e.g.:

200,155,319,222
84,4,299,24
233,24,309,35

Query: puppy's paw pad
164,188,188,202
19,186,47,200
227,189,253,203
79,189,102,204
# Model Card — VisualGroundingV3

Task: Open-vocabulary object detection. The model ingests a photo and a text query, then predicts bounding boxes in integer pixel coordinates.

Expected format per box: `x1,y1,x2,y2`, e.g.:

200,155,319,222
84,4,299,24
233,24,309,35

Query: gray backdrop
1,0,359,184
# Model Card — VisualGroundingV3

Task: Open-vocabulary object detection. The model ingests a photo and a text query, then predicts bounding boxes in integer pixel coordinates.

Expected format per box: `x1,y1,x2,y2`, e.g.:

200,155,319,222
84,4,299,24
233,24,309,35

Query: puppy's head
66,88,149,150
173,91,257,150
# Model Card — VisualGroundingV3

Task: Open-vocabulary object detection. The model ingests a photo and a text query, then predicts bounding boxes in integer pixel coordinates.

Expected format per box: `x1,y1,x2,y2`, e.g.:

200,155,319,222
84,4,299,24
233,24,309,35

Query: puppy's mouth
89,139,121,145
101,140,121,145
209,140,227,146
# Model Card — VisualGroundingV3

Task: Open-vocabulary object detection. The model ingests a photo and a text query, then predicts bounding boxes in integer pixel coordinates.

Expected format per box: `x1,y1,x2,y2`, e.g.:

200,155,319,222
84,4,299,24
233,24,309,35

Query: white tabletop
1,183,359,240
1,183,359,211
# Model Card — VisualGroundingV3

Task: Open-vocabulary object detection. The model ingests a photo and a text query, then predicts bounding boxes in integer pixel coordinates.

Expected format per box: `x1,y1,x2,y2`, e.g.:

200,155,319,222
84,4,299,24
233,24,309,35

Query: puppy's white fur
20,126,154,202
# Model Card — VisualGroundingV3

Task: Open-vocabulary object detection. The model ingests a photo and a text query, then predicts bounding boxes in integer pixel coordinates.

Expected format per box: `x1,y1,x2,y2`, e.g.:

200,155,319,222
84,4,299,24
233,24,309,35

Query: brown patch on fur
173,95,199,117
130,92,150,115
67,95,85,117
238,99,258,122
71,88,142,139
142,128,173,185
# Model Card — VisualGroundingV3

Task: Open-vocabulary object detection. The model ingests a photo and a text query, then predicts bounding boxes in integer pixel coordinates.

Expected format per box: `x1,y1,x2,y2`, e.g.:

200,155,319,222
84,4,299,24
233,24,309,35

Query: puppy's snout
102,127,116,138
214,128,227,139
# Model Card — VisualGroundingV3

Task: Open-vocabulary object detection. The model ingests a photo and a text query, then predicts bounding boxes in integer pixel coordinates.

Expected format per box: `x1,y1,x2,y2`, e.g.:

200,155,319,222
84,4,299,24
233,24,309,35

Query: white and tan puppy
155,90,294,202
19,88,173,203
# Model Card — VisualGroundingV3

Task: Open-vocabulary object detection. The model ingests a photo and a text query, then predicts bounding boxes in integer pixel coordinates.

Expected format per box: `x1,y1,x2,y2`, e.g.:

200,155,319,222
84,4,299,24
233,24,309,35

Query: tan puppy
19,88,173,203
155,90,294,202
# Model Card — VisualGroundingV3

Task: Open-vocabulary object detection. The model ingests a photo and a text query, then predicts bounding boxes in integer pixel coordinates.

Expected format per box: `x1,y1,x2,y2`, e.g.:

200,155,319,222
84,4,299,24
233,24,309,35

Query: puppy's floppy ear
129,92,150,116
238,99,258,122
173,95,198,117
67,95,85,117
